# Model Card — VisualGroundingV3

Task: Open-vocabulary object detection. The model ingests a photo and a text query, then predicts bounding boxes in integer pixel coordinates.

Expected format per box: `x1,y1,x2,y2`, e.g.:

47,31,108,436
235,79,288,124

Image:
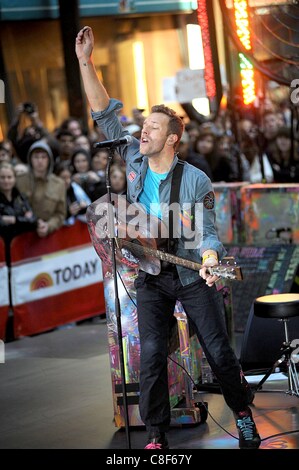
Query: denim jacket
92,99,226,286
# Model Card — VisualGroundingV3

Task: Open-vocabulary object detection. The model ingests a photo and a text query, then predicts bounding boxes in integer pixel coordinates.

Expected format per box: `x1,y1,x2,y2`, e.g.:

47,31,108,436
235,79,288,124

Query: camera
23,102,36,114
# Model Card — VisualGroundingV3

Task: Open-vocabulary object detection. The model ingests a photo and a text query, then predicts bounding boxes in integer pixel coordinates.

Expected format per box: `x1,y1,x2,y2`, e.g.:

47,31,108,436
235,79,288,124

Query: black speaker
240,304,299,372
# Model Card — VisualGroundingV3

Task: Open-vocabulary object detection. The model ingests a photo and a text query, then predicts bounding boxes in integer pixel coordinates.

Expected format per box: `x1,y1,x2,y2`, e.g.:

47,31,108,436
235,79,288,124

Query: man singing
75,26,261,450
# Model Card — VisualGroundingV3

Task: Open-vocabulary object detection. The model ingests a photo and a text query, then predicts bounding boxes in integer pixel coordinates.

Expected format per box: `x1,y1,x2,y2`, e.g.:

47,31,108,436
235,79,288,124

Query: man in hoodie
16,140,66,238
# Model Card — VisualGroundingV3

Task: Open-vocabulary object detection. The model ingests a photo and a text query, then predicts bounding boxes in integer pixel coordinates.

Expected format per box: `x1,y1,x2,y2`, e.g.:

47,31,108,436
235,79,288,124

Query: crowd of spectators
0,103,128,258
1,97,299,259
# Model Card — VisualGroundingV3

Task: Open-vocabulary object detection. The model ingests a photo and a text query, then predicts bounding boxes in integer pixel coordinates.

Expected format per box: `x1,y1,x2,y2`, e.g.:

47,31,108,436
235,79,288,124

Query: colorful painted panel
103,262,204,427
241,184,299,245
213,182,248,244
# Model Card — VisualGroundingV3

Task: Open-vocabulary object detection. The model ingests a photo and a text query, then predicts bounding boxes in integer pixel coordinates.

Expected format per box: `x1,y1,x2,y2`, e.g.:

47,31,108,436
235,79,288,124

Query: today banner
11,245,103,306
9,222,106,337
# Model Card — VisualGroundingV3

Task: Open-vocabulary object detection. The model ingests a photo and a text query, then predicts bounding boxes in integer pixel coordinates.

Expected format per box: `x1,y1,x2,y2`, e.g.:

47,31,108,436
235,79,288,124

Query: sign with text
176,68,206,102
11,245,102,305
10,222,105,337
163,68,206,103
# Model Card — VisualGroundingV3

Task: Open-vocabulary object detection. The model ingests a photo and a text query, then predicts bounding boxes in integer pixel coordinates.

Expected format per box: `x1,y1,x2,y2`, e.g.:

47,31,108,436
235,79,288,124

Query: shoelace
145,442,163,449
237,416,255,440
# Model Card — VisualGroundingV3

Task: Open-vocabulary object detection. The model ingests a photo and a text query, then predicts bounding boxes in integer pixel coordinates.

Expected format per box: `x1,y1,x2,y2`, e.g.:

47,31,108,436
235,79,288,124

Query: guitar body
86,193,164,275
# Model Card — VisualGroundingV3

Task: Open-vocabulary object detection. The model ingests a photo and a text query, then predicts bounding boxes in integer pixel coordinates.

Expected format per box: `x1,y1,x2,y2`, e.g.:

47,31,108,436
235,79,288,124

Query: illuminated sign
239,53,256,105
226,0,286,7
197,0,217,100
233,0,256,105
234,0,252,50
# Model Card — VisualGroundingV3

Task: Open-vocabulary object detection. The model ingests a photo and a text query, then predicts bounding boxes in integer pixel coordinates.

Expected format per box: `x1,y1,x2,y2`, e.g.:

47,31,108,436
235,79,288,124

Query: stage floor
0,321,298,450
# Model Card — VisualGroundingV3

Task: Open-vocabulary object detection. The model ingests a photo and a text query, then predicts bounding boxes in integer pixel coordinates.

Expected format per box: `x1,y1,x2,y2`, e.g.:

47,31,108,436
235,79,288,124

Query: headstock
209,257,243,281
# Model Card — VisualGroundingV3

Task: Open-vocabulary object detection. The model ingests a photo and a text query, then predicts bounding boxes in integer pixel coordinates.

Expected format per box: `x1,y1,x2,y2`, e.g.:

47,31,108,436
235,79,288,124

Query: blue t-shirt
138,167,168,219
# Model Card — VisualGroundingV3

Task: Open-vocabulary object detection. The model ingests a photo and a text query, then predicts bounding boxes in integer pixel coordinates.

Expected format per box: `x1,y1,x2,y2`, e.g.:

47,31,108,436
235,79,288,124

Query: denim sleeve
91,99,125,139
196,176,227,260
91,98,140,162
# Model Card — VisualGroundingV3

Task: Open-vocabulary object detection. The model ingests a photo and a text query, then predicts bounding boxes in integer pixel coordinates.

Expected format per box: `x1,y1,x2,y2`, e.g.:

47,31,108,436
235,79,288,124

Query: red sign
10,221,105,338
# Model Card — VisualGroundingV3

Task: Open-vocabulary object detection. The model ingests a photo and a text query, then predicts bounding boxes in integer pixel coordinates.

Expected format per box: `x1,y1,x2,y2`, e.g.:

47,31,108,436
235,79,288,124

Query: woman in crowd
74,134,91,153
110,163,127,195
241,136,274,183
89,148,109,199
192,130,218,180
54,161,91,225
268,127,299,182
0,162,37,260
71,148,100,200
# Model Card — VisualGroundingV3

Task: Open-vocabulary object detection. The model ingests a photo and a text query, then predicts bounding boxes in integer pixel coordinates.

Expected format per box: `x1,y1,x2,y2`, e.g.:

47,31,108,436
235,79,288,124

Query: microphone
94,135,133,149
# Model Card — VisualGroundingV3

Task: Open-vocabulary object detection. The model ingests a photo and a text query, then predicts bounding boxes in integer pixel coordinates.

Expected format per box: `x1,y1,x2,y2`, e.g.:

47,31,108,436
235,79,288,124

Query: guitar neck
117,239,202,272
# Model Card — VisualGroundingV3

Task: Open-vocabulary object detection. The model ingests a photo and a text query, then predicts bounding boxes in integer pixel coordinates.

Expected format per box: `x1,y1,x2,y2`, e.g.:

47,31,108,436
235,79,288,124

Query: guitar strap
168,159,184,254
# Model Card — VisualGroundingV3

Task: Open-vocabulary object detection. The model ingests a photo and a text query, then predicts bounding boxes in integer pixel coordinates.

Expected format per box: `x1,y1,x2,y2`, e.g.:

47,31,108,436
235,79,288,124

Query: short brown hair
151,104,184,149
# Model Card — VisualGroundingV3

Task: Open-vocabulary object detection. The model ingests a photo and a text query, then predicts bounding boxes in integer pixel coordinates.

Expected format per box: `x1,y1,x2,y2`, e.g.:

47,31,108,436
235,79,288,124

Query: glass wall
1,13,196,137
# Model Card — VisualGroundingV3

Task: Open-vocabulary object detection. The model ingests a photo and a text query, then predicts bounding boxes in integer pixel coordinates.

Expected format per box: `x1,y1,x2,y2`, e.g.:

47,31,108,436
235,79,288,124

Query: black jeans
135,266,249,434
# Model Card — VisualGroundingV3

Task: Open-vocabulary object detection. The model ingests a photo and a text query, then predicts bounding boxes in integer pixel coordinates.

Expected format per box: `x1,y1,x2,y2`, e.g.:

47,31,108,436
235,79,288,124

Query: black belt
160,261,177,271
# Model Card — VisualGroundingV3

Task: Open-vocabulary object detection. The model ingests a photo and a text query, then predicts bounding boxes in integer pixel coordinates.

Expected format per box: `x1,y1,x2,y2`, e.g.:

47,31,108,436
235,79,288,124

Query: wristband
202,253,218,264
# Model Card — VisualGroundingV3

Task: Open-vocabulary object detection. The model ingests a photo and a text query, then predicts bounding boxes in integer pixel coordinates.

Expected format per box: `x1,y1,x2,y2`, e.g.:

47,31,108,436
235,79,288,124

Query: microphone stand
105,145,131,449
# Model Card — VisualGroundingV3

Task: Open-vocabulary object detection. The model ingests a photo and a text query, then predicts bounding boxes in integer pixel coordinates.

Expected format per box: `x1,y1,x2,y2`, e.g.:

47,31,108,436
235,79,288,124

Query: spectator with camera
7,102,48,163
16,140,66,238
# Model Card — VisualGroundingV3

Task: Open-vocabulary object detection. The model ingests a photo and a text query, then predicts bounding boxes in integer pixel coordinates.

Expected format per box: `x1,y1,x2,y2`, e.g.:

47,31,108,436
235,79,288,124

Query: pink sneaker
144,432,169,449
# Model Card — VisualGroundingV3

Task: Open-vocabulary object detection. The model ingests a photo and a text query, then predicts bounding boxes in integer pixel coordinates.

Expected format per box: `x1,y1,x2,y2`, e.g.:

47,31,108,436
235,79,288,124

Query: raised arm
75,26,110,112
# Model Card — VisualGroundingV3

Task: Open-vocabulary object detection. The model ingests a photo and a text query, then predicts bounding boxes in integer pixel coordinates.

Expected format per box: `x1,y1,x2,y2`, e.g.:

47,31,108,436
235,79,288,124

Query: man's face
31,150,49,176
59,135,74,156
140,112,172,157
